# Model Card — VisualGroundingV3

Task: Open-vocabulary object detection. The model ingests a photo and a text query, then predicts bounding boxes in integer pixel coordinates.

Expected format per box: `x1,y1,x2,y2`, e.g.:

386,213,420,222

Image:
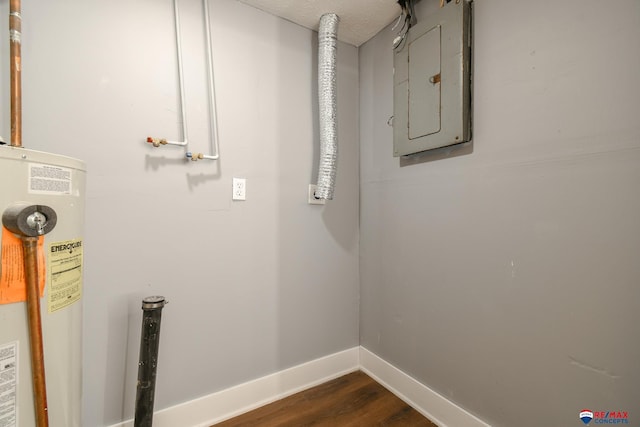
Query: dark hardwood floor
213,371,437,426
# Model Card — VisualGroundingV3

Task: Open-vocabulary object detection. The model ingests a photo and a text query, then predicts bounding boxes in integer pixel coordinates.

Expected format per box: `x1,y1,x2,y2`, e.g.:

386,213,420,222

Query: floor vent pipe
134,296,168,427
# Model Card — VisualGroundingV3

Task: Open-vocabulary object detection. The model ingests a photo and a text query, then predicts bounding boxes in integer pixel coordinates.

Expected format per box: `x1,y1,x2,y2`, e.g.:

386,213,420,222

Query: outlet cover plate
233,177,246,201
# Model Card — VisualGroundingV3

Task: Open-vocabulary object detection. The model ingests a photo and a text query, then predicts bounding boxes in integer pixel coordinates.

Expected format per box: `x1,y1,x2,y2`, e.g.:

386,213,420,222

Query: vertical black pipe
134,296,167,427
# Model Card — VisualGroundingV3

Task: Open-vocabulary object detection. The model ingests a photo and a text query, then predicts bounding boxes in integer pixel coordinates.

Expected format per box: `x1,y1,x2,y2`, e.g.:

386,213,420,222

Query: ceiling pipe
9,0,22,147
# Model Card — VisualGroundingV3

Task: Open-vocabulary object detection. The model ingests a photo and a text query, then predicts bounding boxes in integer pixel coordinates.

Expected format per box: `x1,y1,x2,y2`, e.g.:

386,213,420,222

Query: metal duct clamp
141,296,167,311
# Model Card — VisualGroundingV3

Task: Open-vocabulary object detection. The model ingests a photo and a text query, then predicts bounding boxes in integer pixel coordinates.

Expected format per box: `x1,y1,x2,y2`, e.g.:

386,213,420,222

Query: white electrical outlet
308,184,326,205
233,178,246,201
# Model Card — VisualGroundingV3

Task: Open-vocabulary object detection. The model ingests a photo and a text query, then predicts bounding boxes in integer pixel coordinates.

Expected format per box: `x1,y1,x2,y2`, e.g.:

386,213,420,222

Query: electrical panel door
409,26,441,139
393,0,472,157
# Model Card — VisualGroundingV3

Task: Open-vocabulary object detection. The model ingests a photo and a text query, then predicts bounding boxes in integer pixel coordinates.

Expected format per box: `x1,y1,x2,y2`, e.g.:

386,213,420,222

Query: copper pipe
10,0,22,147
22,237,49,427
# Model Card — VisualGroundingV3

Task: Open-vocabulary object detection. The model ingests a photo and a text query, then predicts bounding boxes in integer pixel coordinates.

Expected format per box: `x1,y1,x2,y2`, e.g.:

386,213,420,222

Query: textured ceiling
237,0,401,46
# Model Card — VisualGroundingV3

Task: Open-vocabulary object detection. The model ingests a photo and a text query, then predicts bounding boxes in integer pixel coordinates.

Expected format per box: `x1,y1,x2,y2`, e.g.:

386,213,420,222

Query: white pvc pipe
148,0,221,161
202,0,220,160
171,0,189,147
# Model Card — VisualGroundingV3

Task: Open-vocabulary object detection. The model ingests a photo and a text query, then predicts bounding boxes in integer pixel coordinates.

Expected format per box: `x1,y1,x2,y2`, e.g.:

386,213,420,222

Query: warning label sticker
0,227,45,305
28,163,72,196
47,239,83,313
0,341,18,427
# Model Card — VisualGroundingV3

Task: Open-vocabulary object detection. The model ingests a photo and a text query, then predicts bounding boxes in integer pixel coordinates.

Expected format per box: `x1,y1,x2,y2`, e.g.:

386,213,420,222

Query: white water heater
0,147,85,427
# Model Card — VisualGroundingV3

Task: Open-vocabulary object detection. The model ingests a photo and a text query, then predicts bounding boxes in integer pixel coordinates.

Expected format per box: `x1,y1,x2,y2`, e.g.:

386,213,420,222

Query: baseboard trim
108,346,490,427
107,347,360,427
359,347,491,427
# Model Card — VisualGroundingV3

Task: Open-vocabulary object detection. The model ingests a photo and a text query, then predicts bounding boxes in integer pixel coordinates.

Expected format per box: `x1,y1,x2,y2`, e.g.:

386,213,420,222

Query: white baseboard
108,346,490,427
359,347,491,427
107,347,360,427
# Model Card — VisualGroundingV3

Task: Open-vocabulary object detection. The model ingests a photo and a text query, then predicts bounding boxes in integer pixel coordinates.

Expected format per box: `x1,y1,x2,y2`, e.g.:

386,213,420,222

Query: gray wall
6,0,640,425
11,0,359,425
360,1,640,426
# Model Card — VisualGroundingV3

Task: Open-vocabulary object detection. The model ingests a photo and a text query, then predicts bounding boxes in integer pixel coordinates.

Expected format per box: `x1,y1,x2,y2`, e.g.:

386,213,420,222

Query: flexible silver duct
315,13,339,200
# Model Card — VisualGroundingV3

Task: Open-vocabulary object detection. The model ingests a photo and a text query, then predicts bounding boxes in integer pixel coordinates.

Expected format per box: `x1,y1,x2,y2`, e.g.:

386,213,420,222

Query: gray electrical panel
393,0,472,157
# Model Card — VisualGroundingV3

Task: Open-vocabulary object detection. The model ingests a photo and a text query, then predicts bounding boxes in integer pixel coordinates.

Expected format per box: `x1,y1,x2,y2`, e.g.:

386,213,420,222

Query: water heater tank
0,147,85,427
